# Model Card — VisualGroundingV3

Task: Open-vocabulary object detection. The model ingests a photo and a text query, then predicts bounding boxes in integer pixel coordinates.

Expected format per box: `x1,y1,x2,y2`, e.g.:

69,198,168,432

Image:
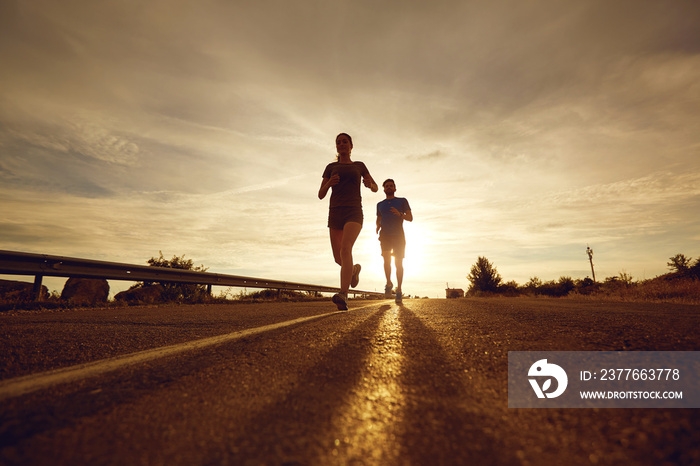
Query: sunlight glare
402,222,432,282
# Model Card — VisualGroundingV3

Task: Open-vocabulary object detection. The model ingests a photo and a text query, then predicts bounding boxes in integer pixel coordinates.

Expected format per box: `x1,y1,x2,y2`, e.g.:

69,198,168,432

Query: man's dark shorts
379,233,406,259
328,205,364,230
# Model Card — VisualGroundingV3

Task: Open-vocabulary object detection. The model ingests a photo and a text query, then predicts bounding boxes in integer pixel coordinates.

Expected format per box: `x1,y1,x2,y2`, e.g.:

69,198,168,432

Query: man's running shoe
384,283,393,299
395,291,403,304
332,293,348,311
351,263,361,288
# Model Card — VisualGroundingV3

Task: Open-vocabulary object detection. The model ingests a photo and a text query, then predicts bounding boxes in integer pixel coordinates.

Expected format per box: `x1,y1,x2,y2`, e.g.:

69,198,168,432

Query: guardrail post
33,275,44,301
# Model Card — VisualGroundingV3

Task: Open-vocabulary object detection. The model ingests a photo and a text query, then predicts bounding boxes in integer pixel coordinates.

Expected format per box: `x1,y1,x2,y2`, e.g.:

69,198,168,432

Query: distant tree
691,258,700,279
667,254,692,274
467,256,502,293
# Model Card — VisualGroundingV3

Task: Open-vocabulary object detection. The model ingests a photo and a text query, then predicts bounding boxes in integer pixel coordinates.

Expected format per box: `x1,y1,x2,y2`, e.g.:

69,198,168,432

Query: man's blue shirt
377,197,411,235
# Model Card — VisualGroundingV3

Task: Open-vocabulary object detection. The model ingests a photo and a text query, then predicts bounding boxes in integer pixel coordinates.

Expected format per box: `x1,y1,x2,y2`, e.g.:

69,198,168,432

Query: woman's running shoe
332,293,348,311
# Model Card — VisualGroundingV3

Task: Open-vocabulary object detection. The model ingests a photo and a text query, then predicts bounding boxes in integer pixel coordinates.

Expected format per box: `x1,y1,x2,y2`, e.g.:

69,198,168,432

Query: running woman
318,133,378,310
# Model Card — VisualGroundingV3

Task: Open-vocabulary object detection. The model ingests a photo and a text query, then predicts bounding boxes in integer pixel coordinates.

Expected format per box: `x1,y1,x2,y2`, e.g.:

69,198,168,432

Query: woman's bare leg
329,228,343,266
338,222,362,294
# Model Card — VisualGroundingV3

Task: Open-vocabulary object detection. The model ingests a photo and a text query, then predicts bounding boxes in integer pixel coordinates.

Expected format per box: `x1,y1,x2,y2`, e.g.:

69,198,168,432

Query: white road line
0,306,381,402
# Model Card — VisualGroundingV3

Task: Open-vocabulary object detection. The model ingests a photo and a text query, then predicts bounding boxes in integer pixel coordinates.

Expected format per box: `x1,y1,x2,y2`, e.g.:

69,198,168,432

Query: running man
376,179,412,303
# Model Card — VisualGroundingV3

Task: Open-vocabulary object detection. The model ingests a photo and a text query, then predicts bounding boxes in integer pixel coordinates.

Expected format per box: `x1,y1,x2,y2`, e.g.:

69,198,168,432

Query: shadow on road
213,305,392,464
396,304,518,465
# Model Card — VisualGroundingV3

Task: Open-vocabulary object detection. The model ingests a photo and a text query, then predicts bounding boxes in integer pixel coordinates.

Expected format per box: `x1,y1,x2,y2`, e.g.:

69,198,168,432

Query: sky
1,0,699,299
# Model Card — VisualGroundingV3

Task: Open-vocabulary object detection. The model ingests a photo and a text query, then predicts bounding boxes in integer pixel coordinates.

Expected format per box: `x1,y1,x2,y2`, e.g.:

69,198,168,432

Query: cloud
466,171,700,245
0,112,140,167
407,150,448,162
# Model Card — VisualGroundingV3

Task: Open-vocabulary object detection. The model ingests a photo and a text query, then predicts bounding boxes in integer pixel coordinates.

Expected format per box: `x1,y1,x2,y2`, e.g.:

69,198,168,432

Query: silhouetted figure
376,179,412,303
318,133,378,310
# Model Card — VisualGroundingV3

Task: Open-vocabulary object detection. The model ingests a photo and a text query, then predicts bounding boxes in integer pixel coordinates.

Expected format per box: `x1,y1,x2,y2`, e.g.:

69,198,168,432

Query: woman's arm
318,174,339,199
363,174,378,193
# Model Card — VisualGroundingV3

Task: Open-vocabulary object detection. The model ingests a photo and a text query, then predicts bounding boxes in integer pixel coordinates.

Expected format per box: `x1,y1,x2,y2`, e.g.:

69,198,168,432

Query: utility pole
586,245,596,282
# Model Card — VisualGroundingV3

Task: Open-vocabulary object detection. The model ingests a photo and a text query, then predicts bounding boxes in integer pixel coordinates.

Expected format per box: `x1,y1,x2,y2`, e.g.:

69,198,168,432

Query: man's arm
403,198,413,222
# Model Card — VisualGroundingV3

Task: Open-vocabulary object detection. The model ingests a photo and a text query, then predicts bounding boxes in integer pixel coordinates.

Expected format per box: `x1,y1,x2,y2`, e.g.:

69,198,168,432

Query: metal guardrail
0,250,383,300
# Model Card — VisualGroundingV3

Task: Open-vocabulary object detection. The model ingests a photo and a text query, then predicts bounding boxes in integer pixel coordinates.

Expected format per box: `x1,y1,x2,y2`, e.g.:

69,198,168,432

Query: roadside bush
574,277,599,295
119,252,210,304
601,274,636,294
633,276,700,303
244,289,312,301
458,251,700,303
148,252,209,303
524,277,543,294
498,280,520,296
535,276,575,297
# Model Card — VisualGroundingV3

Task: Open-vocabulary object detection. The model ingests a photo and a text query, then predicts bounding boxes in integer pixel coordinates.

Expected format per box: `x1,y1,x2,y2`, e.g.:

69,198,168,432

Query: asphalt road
1,297,699,465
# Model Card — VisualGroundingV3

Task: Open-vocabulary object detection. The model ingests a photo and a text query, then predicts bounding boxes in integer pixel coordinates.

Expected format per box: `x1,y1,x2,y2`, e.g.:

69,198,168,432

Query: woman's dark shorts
328,205,363,230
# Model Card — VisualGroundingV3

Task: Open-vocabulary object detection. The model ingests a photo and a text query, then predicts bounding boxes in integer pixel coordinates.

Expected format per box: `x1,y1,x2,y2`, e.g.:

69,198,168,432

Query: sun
401,222,432,283
354,219,435,295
